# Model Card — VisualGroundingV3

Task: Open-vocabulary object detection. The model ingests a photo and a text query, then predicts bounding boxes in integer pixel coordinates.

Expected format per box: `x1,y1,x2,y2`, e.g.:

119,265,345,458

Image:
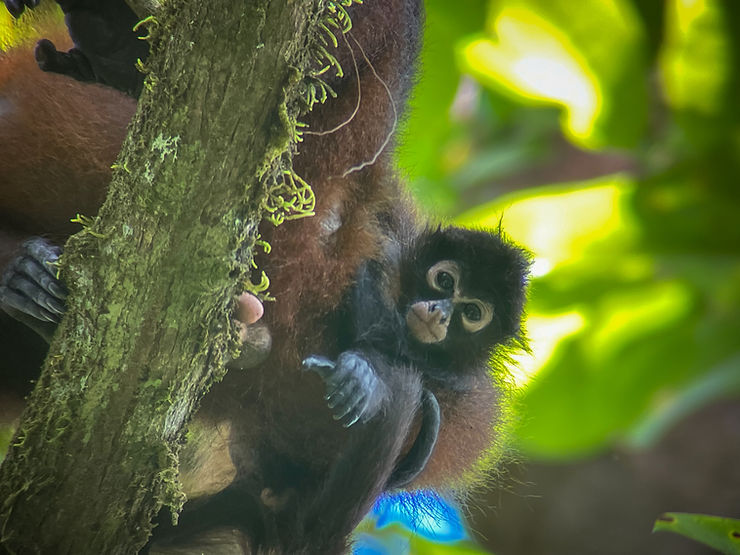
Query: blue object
370,490,468,542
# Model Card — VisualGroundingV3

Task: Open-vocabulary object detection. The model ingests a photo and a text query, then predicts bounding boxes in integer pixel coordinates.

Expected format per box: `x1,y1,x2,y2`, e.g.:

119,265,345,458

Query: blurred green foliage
397,0,740,462
368,0,740,550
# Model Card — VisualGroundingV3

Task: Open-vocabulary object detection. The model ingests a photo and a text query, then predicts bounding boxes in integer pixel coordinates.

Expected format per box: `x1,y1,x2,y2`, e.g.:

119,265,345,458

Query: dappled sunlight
459,8,602,146
586,281,693,365
510,311,586,387
455,171,734,458
659,0,729,114
458,175,640,275
0,3,62,51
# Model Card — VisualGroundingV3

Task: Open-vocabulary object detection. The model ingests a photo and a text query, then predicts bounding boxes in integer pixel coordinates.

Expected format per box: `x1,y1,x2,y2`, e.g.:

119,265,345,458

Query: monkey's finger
327,387,359,414
5,272,64,320
15,256,67,308
327,380,356,409
325,375,359,406
302,355,337,379
346,386,383,428
340,404,364,428
332,390,365,423
0,285,59,323
9,263,65,316
21,238,68,300
0,286,59,343
353,394,375,426
354,381,387,426
25,237,63,277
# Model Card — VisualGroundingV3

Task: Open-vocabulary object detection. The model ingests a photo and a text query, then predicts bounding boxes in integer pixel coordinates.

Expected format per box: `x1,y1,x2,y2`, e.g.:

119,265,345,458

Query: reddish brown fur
0,35,135,251
0,2,494,490
0,2,502,549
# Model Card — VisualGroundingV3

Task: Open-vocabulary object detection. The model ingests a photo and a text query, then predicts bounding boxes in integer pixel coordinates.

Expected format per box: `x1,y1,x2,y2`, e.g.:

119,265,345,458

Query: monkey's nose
429,299,453,322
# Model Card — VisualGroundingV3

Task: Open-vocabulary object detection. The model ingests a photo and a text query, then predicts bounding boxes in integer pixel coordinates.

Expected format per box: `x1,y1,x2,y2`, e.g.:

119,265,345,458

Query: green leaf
653,513,740,555
655,0,740,157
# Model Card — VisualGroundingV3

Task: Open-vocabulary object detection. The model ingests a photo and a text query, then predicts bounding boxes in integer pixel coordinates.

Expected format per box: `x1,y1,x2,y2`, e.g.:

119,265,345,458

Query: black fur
3,0,148,95
398,227,530,381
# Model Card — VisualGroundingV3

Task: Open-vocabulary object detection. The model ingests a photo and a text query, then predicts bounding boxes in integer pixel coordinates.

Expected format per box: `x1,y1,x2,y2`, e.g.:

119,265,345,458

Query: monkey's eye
459,299,494,333
435,271,455,292
463,303,482,322
427,260,461,293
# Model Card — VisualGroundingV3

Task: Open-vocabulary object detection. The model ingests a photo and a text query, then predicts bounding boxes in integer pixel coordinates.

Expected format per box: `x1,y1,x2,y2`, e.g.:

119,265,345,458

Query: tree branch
124,0,159,19
0,1,320,552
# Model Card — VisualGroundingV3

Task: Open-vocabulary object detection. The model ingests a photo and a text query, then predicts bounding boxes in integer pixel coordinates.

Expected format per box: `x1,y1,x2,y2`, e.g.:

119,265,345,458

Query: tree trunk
0,0,322,552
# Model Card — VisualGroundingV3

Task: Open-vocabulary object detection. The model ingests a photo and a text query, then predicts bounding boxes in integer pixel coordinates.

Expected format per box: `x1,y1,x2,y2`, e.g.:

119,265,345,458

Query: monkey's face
405,260,494,344
400,226,530,365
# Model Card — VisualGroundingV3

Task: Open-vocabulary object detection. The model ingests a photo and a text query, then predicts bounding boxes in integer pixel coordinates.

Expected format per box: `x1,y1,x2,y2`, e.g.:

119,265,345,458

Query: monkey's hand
302,351,389,428
0,237,67,343
4,0,149,97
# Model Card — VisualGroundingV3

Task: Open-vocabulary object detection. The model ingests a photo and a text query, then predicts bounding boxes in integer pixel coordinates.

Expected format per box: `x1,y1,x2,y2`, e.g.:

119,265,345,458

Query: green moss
151,134,181,162
0,425,15,464
133,15,159,41
250,0,363,296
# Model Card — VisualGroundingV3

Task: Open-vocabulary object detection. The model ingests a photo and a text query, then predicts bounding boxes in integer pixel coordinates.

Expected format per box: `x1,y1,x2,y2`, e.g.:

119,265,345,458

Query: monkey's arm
0,238,269,362
3,0,148,96
301,254,442,486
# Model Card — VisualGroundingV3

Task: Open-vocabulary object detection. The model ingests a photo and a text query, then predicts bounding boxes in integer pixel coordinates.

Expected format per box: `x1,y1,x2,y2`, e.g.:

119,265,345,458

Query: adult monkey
0,1,529,553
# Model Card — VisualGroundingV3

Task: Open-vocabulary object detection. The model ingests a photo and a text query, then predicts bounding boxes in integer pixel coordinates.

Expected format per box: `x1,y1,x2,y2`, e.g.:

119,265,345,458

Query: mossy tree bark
0,0,318,552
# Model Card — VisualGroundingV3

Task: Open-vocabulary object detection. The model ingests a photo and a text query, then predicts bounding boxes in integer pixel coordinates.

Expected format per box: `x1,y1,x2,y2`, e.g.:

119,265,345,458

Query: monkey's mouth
406,304,448,344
